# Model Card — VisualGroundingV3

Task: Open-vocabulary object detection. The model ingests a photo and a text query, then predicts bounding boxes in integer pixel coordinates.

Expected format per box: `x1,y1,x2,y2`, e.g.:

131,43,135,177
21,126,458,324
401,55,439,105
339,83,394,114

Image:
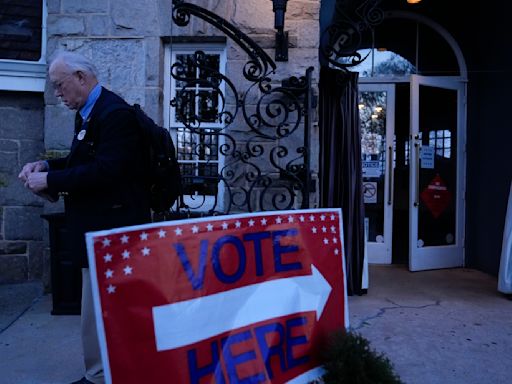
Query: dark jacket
46,87,152,267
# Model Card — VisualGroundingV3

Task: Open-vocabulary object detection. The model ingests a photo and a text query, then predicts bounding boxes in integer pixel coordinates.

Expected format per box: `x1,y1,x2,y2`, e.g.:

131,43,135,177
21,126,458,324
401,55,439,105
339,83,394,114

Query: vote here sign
86,208,348,384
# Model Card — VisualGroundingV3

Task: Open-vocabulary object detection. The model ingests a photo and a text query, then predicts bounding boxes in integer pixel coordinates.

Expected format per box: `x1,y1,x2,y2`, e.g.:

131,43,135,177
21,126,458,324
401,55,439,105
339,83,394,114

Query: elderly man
19,50,152,384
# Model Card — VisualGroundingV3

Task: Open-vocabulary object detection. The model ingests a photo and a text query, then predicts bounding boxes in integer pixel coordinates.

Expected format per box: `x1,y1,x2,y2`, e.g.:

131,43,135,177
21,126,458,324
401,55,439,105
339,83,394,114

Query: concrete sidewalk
0,265,511,384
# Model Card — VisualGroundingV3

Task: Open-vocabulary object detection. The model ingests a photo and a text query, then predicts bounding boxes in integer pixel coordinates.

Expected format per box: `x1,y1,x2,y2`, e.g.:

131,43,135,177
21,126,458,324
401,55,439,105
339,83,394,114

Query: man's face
48,61,86,110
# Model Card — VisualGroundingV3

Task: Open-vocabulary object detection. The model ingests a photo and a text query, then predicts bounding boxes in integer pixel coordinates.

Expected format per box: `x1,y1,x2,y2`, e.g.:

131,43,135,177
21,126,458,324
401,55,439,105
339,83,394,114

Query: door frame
409,75,467,271
359,83,396,264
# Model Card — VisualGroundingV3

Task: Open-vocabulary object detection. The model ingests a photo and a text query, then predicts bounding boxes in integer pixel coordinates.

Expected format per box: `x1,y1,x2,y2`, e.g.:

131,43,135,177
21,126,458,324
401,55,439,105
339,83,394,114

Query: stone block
0,255,28,284
145,37,163,87
28,241,45,281
47,15,86,36
87,15,111,36
110,0,159,36
0,140,18,173
44,105,75,150
0,171,45,207
0,103,44,141
0,241,27,255
18,140,46,169
47,0,61,14
143,88,164,126
4,207,44,241
61,0,108,13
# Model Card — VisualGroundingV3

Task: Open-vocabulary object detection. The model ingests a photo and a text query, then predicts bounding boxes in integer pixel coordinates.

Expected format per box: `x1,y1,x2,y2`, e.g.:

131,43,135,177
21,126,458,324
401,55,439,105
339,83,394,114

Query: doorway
360,76,466,271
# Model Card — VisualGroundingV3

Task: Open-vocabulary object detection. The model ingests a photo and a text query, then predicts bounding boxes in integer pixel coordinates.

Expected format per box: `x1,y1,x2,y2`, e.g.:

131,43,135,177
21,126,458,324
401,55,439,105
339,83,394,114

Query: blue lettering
187,340,225,384
212,235,246,284
243,231,271,276
174,240,209,290
221,330,266,384
254,322,286,379
272,229,302,273
285,316,309,369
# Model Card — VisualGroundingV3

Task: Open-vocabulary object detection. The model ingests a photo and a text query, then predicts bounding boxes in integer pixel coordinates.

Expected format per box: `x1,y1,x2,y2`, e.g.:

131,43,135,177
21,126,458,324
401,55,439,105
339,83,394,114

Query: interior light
407,0,422,3
371,114,378,119
358,103,365,110
375,106,383,112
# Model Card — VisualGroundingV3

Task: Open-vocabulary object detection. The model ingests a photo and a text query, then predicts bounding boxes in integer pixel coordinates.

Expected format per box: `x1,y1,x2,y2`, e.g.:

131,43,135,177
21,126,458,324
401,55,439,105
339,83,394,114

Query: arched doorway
356,11,468,271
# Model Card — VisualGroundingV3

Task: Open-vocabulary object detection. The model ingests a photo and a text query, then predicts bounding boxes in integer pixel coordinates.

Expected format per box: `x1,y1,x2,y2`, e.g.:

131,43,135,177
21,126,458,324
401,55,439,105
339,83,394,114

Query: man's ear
76,70,86,84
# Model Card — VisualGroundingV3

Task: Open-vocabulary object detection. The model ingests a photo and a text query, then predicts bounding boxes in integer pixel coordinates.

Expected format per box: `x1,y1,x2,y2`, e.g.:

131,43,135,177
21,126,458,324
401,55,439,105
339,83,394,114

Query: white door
409,75,466,271
359,84,396,264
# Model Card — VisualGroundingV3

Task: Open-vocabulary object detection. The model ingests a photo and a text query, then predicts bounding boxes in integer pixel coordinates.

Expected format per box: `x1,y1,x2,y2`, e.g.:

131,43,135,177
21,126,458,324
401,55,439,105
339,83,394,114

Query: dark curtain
319,66,365,296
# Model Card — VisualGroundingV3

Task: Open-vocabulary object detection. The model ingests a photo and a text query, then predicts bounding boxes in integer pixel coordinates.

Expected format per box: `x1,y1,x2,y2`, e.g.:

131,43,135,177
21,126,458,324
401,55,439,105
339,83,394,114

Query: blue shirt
79,83,102,122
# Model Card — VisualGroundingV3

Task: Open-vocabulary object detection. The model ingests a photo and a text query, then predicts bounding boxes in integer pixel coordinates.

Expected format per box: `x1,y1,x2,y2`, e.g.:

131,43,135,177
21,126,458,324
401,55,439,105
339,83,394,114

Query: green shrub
322,331,404,384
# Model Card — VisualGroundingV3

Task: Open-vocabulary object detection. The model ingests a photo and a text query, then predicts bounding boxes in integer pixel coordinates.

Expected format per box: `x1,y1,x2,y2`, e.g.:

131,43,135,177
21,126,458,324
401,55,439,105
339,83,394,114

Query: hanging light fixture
407,0,422,4
271,0,289,61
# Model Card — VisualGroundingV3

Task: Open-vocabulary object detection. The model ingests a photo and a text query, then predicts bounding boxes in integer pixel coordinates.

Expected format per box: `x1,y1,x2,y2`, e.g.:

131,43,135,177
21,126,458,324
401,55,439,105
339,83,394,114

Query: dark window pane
0,1,43,61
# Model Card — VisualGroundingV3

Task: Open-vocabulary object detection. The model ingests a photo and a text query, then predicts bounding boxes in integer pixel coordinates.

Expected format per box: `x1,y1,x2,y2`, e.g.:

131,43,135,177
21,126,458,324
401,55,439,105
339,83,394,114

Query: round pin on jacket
77,130,86,140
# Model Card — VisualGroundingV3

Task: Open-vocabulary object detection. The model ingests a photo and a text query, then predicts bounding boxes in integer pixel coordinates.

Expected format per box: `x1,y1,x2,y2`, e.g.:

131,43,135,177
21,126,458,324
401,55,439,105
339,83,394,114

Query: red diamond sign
420,174,452,219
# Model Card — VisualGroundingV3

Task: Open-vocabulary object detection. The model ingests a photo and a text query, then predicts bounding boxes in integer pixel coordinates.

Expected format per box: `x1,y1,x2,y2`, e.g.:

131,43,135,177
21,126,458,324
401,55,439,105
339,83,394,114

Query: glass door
409,75,466,271
359,84,396,264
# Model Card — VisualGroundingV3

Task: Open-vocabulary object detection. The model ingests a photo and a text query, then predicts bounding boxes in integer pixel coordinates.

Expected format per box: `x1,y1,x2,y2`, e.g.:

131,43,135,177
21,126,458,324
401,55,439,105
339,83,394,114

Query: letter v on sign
152,265,332,351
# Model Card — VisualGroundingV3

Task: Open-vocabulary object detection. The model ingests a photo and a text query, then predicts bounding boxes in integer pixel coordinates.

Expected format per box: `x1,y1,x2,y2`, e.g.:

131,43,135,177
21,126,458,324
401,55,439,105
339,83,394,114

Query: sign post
86,208,348,384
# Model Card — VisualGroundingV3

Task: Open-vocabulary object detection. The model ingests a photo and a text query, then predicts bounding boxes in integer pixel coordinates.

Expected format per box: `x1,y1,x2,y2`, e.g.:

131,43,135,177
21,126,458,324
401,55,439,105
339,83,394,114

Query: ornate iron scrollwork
171,1,314,216
320,0,384,71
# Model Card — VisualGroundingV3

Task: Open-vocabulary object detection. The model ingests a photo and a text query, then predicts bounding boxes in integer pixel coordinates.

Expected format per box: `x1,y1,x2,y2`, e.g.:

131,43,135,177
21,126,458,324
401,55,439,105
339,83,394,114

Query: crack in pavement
350,298,441,331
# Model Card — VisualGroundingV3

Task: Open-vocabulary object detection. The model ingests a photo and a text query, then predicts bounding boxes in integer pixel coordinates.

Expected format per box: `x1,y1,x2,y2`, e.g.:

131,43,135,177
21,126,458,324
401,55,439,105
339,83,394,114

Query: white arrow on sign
152,265,332,351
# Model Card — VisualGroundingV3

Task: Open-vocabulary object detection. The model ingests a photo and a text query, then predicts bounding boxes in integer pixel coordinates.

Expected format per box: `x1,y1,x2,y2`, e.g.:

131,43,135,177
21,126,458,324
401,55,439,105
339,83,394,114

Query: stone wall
0,91,47,284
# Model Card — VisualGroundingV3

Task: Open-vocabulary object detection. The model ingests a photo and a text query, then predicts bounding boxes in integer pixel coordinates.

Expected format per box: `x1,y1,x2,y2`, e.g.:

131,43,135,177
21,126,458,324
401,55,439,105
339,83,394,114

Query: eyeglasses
50,72,75,91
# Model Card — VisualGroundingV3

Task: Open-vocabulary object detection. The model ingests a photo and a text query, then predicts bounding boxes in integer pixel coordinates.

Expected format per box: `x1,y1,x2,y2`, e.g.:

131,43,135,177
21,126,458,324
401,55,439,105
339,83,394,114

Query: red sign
420,174,452,219
86,209,348,384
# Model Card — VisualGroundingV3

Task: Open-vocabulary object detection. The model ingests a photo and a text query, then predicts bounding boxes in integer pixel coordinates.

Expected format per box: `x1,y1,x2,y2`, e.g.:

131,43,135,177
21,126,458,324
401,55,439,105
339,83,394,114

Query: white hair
49,50,99,78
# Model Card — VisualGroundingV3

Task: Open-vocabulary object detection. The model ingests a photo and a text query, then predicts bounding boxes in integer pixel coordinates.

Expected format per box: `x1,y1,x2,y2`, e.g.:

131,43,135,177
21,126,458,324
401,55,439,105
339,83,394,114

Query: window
0,0,47,92
164,43,227,210
429,130,451,158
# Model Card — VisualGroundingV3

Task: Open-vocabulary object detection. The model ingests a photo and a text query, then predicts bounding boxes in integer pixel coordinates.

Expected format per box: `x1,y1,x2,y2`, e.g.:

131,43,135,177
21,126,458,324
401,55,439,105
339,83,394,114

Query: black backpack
99,103,182,217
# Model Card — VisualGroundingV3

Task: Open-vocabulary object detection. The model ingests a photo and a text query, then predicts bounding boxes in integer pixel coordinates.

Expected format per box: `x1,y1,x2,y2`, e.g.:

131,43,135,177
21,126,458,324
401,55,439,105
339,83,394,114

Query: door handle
387,145,393,205
414,141,420,207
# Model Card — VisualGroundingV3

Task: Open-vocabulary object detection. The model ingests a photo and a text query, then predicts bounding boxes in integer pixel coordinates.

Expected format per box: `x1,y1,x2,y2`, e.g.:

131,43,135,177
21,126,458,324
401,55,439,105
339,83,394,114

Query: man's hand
18,161,48,182
25,172,49,193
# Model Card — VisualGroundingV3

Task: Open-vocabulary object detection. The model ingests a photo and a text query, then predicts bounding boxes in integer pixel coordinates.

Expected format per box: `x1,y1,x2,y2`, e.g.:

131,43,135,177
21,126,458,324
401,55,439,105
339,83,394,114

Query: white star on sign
311,227,318,234
140,232,149,240
141,247,150,256
334,248,339,255
320,214,326,221
123,266,133,275
158,229,166,238
299,215,305,222
102,238,111,247
333,237,338,244
235,221,241,228
309,215,315,222
322,226,327,233
323,238,329,245
330,214,336,220
275,216,282,224
222,222,229,230
192,225,199,233
105,269,114,278
288,216,294,223
206,223,214,232
261,218,267,225
122,250,130,260
121,235,129,244
107,284,116,294
331,226,337,233
248,219,255,227
175,227,183,236
103,253,112,263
